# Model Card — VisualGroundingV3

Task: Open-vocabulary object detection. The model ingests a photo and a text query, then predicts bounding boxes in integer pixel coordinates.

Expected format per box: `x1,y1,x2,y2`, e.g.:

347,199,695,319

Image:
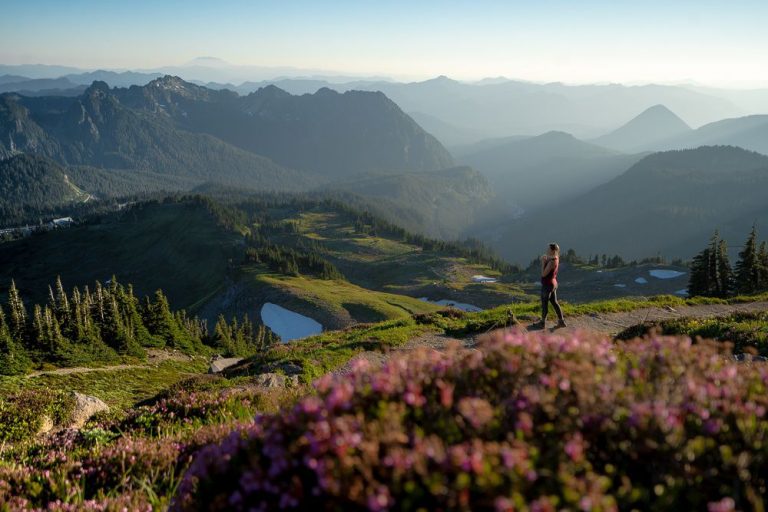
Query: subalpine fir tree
0,306,32,376
688,245,711,297
716,238,734,298
688,231,733,298
7,280,27,342
759,241,768,290
734,225,764,295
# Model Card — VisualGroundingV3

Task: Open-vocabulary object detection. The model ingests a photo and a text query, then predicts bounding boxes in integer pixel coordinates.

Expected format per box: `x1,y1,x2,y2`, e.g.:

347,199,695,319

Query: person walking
534,243,566,329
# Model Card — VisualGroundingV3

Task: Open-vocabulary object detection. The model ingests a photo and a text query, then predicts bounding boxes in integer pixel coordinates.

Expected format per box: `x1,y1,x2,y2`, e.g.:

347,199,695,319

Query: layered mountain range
0,76,486,237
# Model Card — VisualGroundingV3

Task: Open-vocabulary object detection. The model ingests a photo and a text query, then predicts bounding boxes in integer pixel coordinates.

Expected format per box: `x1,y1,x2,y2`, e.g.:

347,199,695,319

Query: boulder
253,372,300,388
70,392,109,429
209,357,243,374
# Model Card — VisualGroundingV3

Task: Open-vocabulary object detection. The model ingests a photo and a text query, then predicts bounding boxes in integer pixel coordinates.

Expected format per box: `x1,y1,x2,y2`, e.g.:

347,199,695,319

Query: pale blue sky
1,0,766,85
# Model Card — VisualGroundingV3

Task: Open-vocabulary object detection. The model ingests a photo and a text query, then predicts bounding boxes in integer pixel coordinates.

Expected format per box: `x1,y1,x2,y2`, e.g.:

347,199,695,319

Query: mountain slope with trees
112,76,454,179
0,154,89,223
0,84,313,192
492,146,768,262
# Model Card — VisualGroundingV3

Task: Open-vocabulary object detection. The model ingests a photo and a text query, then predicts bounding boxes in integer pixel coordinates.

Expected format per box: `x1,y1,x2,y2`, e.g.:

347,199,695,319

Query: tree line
688,226,768,298
0,277,277,376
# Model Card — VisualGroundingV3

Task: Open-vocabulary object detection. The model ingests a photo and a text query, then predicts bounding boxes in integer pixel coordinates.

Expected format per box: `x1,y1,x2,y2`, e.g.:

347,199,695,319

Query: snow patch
649,269,686,280
674,289,689,296
634,277,648,284
419,298,483,312
613,284,627,288
260,303,322,342
472,275,498,283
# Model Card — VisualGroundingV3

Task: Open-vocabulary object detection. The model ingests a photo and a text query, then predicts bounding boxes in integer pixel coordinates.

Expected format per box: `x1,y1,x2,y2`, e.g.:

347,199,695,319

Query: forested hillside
494,146,768,262
0,154,88,224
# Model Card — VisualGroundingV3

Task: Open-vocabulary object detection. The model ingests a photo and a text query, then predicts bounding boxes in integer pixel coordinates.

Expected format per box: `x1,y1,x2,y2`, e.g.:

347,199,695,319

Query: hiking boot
531,321,546,330
556,319,567,329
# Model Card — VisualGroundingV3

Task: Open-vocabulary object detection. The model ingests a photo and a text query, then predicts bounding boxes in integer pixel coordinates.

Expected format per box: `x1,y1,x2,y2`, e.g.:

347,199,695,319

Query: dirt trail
336,300,768,374
27,350,194,378
536,300,768,337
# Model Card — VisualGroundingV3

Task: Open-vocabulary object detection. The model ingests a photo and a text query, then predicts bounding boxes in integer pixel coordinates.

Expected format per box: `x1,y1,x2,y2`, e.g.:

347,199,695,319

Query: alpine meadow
2,1,768,510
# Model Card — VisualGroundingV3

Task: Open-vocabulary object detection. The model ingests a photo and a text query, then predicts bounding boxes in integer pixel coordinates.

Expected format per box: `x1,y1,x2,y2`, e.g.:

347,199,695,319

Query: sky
2,0,767,87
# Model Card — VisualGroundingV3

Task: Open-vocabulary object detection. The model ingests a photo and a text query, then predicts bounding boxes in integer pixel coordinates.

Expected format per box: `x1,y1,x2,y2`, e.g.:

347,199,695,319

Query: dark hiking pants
541,284,564,323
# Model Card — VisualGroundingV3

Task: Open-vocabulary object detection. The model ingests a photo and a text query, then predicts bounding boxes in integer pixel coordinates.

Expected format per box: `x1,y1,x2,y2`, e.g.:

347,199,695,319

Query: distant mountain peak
593,103,692,152
185,56,231,68
149,75,190,90
634,104,689,125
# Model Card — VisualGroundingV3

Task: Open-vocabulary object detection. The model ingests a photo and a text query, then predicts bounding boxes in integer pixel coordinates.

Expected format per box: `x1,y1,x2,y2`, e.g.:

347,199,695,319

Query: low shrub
0,389,76,443
173,330,768,511
617,310,768,355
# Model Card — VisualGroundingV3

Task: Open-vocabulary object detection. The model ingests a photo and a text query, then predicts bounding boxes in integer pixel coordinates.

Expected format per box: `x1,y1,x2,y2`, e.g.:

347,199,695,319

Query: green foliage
212,314,278,358
734,225,768,295
0,154,87,225
617,310,768,355
0,389,76,443
0,276,215,374
688,231,733,298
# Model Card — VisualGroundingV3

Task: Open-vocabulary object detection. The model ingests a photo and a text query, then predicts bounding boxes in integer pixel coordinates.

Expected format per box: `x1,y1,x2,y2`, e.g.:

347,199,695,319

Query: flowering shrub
0,422,243,509
121,389,258,435
173,330,768,511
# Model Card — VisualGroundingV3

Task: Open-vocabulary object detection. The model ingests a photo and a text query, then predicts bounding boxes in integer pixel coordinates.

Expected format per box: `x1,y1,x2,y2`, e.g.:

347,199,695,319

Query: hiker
535,242,567,329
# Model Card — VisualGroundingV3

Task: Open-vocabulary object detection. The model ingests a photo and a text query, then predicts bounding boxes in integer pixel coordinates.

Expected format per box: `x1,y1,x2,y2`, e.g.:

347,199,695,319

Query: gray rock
253,372,300,388
209,357,243,374
70,392,109,429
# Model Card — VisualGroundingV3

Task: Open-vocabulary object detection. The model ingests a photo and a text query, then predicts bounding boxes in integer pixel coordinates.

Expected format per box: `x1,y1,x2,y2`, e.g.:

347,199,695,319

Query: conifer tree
0,306,31,375
7,280,27,342
759,241,768,290
688,231,734,298
734,225,763,295
716,238,733,298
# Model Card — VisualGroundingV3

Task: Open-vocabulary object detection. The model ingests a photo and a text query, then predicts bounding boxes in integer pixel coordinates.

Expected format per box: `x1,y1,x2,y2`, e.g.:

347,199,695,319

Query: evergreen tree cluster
212,314,278,358
688,227,768,298
0,277,276,376
244,232,344,280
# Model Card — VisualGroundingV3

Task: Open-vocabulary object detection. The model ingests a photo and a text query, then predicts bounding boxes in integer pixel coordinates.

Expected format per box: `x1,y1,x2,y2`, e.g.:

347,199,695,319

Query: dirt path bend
27,350,194,378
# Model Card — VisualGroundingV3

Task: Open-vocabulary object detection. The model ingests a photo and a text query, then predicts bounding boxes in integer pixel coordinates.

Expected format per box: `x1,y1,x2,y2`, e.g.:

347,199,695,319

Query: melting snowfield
613,284,627,288
260,303,323,342
419,298,483,312
675,289,689,296
649,269,686,280
634,277,648,284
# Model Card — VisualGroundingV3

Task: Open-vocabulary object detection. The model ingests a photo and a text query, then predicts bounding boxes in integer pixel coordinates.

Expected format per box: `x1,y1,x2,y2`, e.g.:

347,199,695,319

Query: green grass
236,268,441,328
0,358,209,412
232,317,435,382
264,206,528,308
616,309,768,355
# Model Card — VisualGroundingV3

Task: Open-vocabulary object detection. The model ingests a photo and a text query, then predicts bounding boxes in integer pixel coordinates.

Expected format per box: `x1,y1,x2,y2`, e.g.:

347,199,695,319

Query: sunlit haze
2,0,768,87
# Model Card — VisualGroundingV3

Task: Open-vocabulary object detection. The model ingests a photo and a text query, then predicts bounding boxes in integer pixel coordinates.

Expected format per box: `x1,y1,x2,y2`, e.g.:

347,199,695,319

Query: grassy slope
0,358,208,412
0,201,242,309
268,208,528,308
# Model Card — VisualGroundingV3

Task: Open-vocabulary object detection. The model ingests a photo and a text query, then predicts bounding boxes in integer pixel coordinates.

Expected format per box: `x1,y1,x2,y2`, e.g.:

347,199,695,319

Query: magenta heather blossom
171,330,768,511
